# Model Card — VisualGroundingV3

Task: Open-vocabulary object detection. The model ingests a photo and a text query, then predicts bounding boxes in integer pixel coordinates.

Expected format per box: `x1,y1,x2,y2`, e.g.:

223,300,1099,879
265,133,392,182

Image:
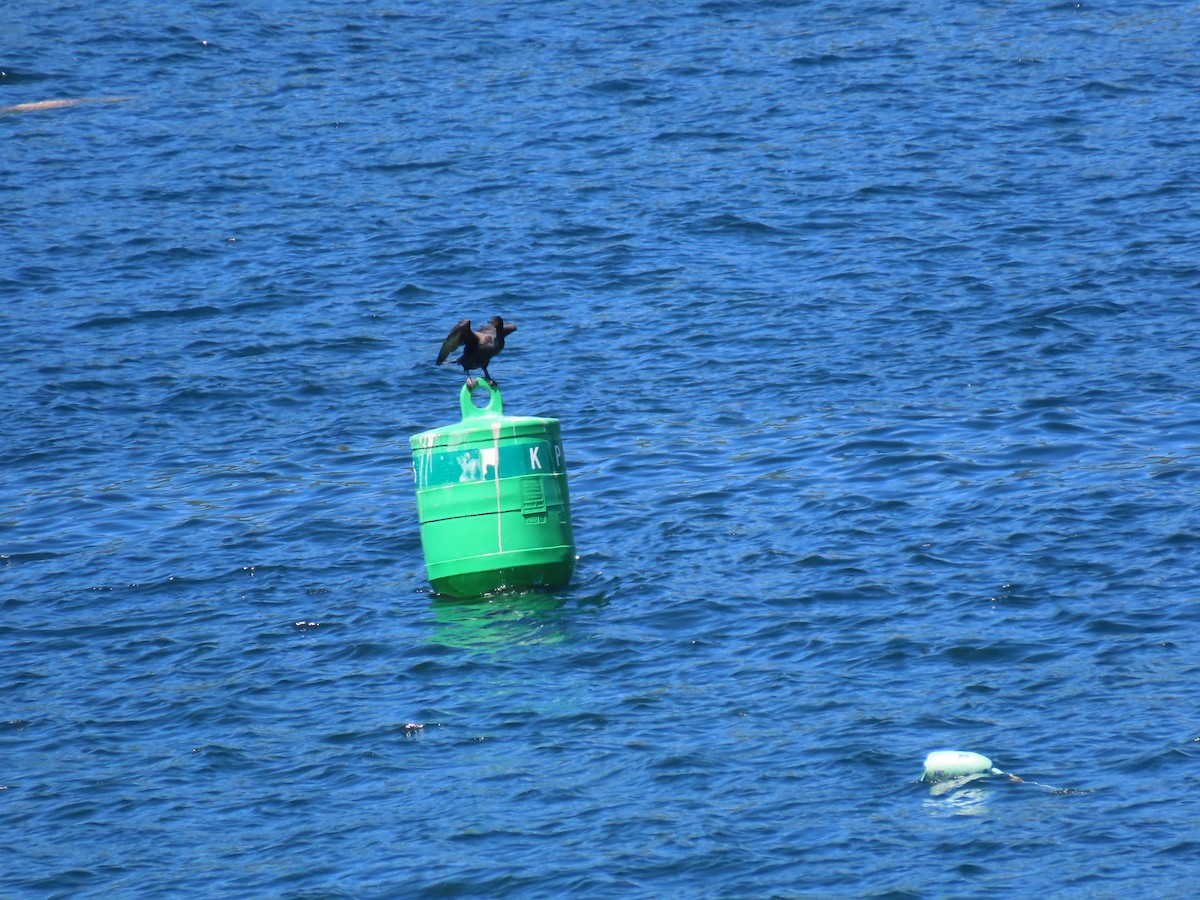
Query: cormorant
435,315,516,385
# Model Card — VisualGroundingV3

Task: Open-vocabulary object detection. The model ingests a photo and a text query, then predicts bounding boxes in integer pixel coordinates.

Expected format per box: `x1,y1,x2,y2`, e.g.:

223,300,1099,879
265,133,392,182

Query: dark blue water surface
5,1,1200,896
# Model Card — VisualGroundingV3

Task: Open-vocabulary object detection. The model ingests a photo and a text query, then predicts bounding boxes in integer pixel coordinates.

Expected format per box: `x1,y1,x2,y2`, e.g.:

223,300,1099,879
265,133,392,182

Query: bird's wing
436,319,473,365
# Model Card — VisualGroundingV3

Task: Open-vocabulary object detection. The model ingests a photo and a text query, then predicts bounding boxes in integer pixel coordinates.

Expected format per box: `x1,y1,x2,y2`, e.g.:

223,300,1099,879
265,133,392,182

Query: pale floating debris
921,749,1077,795
0,96,132,114
922,750,1000,783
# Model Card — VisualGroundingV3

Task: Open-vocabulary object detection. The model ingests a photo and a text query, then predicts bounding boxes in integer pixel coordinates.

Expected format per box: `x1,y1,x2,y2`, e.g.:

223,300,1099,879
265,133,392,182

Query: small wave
695,213,787,235
73,304,225,330
789,53,852,68
583,77,656,95
1078,79,1149,96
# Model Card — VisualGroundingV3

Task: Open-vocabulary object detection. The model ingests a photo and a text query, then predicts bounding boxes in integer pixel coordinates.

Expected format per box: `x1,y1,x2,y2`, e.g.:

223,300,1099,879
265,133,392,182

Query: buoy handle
459,380,504,419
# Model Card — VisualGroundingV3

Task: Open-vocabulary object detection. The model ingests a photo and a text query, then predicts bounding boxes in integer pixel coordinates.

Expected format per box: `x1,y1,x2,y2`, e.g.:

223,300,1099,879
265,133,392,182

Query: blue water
5,1,1200,896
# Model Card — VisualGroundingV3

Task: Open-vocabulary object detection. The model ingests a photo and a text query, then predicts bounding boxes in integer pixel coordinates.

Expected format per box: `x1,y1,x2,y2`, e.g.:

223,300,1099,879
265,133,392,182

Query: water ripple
4,0,1200,896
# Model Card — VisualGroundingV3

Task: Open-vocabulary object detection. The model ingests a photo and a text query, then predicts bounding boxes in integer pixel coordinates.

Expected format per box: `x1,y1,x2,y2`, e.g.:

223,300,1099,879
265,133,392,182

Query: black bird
435,315,517,386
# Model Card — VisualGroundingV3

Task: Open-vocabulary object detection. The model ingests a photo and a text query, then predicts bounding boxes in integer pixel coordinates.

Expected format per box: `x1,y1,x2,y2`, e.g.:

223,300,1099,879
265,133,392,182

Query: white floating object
921,750,1074,796
922,750,1001,783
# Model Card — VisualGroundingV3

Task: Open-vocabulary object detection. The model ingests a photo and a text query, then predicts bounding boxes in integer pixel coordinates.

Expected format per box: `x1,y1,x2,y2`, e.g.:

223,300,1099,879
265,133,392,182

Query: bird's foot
465,376,478,390
485,378,498,388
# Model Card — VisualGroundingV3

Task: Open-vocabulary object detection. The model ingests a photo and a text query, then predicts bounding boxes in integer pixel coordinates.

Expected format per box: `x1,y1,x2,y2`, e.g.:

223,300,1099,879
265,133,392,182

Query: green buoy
411,380,575,598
